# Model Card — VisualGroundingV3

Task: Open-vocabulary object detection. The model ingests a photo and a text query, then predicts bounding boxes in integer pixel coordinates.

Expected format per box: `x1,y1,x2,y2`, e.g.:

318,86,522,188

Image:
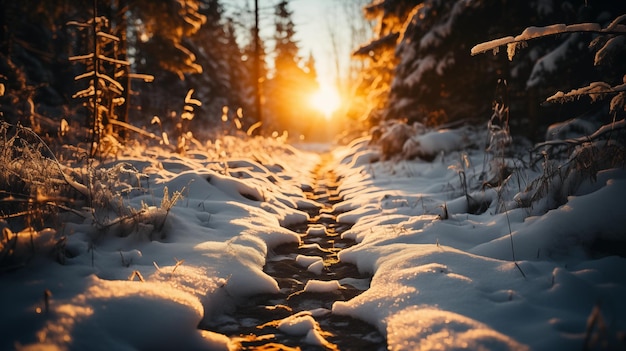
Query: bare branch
107,119,162,140
533,119,626,150
69,53,95,61
97,55,129,66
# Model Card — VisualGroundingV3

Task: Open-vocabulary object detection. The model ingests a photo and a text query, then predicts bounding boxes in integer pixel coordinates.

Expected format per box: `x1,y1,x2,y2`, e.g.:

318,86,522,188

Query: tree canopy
350,0,626,139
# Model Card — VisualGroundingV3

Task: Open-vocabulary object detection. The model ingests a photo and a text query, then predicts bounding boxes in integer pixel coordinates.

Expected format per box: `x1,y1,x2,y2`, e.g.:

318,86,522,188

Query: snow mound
386,307,529,351
303,280,345,293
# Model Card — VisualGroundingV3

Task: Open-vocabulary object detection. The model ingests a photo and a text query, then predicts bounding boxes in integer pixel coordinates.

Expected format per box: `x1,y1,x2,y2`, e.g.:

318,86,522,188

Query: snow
306,224,328,236
274,311,335,348
419,0,473,50
404,128,466,159
302,280,345,293
329,124,626,349
526,34,576,88
595,36,626,66
296,254,325,274
472,22,603,60
278,311,318,335
546,81,622,104
405,55,437,87
2,128,626,350
471,36,515,56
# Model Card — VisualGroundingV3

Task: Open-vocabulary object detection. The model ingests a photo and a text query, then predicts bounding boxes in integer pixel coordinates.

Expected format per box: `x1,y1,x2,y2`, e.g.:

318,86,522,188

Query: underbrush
0,122,183,271
0,122,82,230
367,103,625,229
0,119,299,272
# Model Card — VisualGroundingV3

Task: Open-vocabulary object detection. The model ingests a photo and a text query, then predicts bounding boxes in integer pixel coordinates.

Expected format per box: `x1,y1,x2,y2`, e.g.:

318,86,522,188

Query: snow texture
2,130,626,350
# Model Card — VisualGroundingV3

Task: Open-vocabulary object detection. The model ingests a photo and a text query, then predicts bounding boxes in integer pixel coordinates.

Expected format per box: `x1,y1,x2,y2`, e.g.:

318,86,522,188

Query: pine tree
0,0,87,132
125,0,206,126
241,25,267,130
184,0,229,128
266,0,320,139
350,0,418,127
221,18,250,128
354,0,626,138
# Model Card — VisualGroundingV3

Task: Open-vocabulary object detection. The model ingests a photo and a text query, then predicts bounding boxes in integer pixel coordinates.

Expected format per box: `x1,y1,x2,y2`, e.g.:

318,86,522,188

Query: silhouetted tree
265,0,320,139
241,25,267,130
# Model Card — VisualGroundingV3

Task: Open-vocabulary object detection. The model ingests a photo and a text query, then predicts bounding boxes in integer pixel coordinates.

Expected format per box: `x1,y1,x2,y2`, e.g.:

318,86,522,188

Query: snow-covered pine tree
184,0,233,130
350,0,420,128
378,0,539,128
129,0,206,124
472,5,626,215
356,0,625,139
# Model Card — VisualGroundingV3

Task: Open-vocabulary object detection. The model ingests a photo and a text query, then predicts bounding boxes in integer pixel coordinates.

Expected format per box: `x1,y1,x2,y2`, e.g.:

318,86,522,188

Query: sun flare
309,84,341,119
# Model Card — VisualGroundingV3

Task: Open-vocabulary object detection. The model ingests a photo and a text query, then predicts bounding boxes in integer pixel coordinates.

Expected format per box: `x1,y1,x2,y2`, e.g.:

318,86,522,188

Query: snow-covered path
201,153,385,350
2,134,625,351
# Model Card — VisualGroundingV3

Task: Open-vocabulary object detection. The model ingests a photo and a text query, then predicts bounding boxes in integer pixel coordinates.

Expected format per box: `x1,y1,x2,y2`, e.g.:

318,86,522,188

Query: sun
309,83,341,119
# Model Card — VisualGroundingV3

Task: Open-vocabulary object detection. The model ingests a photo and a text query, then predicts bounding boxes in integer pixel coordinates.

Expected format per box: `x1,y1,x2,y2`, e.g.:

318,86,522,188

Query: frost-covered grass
1,120,625,350
0,132,316,350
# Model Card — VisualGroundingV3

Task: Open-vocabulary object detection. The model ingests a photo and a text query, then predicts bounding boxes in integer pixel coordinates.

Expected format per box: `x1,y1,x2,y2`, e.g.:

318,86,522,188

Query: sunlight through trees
2,2,626,350
309,83,341,120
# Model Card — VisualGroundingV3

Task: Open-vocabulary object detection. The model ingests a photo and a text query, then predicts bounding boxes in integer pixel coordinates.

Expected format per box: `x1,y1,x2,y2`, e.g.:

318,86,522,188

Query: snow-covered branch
471,21,626,59
107,119,161,140
127,73,155,83
96,31,120,42
97,55,129,66
353,33,400,57
74,70,124,91
546,82,626,103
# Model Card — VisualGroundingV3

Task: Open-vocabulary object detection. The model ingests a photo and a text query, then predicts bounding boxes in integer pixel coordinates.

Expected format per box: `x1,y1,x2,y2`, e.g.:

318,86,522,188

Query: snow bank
404,129,466,160
329,134,626,350
1,138,316,350
386,307,529,351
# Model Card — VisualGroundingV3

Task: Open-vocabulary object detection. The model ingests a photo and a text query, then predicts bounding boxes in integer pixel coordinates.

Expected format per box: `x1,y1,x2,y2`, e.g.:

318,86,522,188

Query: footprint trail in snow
202,154,386,350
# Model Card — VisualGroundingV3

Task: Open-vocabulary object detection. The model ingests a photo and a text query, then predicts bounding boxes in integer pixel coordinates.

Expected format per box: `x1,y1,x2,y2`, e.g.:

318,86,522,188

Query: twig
501,200,526,279
107,119,161,140
533,119,625,151
1,121,89,198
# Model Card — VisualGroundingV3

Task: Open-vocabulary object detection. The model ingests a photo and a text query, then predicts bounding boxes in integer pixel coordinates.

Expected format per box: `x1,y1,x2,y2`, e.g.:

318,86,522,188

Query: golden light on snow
309,83,341,119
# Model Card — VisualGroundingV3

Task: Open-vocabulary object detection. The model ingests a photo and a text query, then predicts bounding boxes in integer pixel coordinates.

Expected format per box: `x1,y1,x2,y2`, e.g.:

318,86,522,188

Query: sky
289,0,351,85
225,0,365,88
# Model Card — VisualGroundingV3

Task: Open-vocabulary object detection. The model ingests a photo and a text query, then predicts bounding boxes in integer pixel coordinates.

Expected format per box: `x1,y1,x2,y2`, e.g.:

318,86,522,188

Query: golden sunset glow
309,83,341,119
